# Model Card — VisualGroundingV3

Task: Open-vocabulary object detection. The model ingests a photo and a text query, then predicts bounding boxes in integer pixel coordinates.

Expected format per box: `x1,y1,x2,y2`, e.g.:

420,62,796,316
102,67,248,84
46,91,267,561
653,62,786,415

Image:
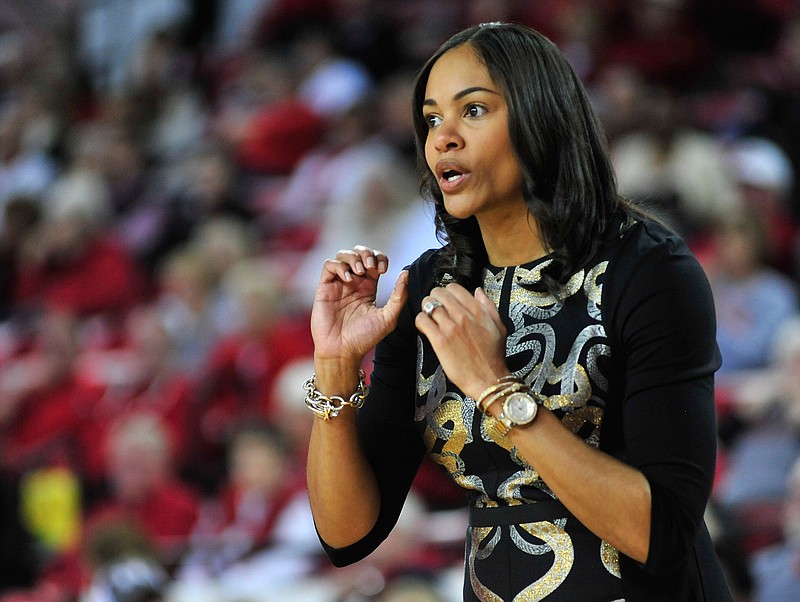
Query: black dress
321,217,733,601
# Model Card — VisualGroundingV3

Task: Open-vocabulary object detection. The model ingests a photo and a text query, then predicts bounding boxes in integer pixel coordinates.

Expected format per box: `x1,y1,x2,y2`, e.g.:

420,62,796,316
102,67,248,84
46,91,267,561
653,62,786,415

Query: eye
425,113,442,128
465,104,487,118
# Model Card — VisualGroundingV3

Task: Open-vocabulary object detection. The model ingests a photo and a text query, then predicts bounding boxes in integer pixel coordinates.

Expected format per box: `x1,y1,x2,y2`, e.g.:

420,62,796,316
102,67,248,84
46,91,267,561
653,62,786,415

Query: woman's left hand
415,284,509,399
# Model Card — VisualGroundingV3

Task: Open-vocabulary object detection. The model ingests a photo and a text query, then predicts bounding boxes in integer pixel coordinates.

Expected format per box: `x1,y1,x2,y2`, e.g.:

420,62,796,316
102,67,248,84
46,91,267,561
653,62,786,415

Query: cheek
424,138,437,173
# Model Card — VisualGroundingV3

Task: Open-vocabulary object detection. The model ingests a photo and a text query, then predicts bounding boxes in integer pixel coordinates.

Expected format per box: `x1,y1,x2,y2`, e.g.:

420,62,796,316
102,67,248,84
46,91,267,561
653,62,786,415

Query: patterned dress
322,217,732,602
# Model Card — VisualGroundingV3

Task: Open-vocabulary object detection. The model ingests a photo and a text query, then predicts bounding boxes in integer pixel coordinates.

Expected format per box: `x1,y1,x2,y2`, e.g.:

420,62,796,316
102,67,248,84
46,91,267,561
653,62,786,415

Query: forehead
425,44,496,99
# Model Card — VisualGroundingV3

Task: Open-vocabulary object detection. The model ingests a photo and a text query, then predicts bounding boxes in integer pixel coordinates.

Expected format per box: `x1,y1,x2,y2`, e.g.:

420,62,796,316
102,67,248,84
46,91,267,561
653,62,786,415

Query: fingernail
355,261,365,274
378,260,387,272
366,257,376,269
344,272,353,282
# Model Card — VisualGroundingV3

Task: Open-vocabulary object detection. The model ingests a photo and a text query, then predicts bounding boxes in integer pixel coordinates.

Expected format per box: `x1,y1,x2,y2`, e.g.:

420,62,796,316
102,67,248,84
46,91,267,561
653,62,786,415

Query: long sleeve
605,221,721,579
319,253,433,566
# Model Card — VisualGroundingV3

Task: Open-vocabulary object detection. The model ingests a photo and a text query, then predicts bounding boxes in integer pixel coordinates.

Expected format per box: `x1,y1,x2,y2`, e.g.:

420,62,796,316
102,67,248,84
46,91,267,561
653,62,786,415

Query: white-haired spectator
726,136,796,272
610,87,741,238
13,166,144,319
293,26,373,119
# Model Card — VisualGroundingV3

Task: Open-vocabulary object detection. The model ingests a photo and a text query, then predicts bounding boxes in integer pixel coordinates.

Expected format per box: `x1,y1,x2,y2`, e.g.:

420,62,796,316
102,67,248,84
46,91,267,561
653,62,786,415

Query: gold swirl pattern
601,540,622,578
425,397,487,493
561,406,604,444
509,263,584,320
414,257,621,598
538,362,593,411
513,520,575,601
468,527,504,601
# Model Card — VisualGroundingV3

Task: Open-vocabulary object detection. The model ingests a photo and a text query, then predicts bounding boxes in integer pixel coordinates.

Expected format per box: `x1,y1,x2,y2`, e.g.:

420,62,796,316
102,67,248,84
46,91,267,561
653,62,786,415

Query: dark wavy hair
412,22,635,293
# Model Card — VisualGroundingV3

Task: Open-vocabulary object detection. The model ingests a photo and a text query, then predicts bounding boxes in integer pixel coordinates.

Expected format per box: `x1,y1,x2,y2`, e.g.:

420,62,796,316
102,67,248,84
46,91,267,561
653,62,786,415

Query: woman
306,22,732,601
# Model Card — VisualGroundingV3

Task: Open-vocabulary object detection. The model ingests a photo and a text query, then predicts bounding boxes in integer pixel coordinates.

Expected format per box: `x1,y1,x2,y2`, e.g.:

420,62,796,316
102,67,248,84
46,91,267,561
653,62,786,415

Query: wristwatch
494,391,539,438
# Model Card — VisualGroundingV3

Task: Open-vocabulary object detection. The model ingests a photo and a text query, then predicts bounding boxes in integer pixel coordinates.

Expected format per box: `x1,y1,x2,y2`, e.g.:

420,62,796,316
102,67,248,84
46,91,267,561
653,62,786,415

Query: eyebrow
423,86,500,106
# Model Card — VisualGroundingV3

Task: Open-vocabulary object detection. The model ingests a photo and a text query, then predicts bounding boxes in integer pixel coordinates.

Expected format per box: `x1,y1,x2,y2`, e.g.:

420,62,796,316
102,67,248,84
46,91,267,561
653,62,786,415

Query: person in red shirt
175,420,318,590
28,413,200,601
0,311,103,477
76,304,194,487
88,413,200,565
13,171,144,319
190,259,312,490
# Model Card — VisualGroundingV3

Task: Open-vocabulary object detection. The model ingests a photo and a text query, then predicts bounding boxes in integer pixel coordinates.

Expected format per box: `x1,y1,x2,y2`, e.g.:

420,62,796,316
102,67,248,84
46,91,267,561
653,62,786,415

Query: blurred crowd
1,0,800,601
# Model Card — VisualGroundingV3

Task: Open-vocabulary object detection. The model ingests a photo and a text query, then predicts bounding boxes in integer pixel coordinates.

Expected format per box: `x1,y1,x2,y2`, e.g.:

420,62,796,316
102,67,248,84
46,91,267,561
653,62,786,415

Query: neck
479,209,548,266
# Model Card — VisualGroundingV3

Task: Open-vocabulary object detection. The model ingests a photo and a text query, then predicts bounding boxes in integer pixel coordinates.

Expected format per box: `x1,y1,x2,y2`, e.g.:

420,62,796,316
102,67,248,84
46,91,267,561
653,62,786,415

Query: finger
334,249,366,276
381,270,409,328
352,245,387,274
425,284,476,323
420,296,443,318
475,287,506,335
441,282,483,316
372,249,388,273
320,258,354,283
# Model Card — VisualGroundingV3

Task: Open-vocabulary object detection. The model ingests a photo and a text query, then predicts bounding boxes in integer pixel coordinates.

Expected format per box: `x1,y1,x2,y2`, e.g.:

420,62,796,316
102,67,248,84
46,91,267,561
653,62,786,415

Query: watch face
504,392,537,424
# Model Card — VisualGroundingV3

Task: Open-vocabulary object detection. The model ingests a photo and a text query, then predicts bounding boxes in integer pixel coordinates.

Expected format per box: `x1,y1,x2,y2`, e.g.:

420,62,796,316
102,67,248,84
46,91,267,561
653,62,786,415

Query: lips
435,159,470,193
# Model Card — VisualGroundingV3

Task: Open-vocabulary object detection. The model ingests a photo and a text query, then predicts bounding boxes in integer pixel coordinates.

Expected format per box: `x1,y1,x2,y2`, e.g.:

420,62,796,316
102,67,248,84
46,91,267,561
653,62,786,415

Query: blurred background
0,0,799,601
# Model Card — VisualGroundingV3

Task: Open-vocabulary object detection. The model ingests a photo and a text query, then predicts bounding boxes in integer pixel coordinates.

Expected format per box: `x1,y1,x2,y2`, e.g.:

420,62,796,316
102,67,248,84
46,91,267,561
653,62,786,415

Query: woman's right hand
311,246,409,365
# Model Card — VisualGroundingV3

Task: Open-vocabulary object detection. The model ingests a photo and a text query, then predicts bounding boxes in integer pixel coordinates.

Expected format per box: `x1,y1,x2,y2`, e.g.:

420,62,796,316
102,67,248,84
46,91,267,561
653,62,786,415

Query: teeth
446,173,461,181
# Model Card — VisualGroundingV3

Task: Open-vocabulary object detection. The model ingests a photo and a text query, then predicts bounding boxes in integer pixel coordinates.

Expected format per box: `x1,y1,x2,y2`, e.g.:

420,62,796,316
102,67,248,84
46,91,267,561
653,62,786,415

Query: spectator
610,86,741,239
76,0,192,93
0,107,56,223
751,457,800,602
269,356,317,469
0,311,103,477
163,145,256,256
216,52,325,178
282,99,419,306
87,414,200,567
82,519,169,602
87,125,173,274
173,421,318,600
714,318,800,559
13,168,145,320
292,25,373,120
28,414,199,602
154,246,219,373
726,136,797,273
705,212,799,375
76,304,193,490
602,0,713,90
190,258,312,489
189,217,258,337
0,195,41,321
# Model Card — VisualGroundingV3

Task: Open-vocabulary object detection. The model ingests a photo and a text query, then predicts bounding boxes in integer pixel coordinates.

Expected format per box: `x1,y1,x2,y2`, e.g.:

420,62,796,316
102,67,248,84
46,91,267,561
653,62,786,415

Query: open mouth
434,160,469,190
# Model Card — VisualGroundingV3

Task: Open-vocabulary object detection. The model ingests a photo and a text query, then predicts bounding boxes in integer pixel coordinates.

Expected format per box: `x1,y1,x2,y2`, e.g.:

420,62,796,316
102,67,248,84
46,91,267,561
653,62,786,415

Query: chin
442,198,477,220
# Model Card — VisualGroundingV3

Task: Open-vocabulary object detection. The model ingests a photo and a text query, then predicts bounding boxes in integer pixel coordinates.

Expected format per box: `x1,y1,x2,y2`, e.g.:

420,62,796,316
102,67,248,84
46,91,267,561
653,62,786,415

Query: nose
433,120,464,152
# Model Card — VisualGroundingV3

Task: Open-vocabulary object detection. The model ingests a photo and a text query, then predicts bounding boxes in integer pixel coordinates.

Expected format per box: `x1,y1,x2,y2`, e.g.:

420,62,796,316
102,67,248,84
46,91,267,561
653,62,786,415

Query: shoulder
600,217,719,363
606,216,696,264
405,246,444,273
601,216,709,299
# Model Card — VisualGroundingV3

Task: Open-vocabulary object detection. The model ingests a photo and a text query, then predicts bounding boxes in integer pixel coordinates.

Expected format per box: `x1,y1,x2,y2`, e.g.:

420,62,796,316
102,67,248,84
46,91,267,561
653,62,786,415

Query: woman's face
422,44,525,222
